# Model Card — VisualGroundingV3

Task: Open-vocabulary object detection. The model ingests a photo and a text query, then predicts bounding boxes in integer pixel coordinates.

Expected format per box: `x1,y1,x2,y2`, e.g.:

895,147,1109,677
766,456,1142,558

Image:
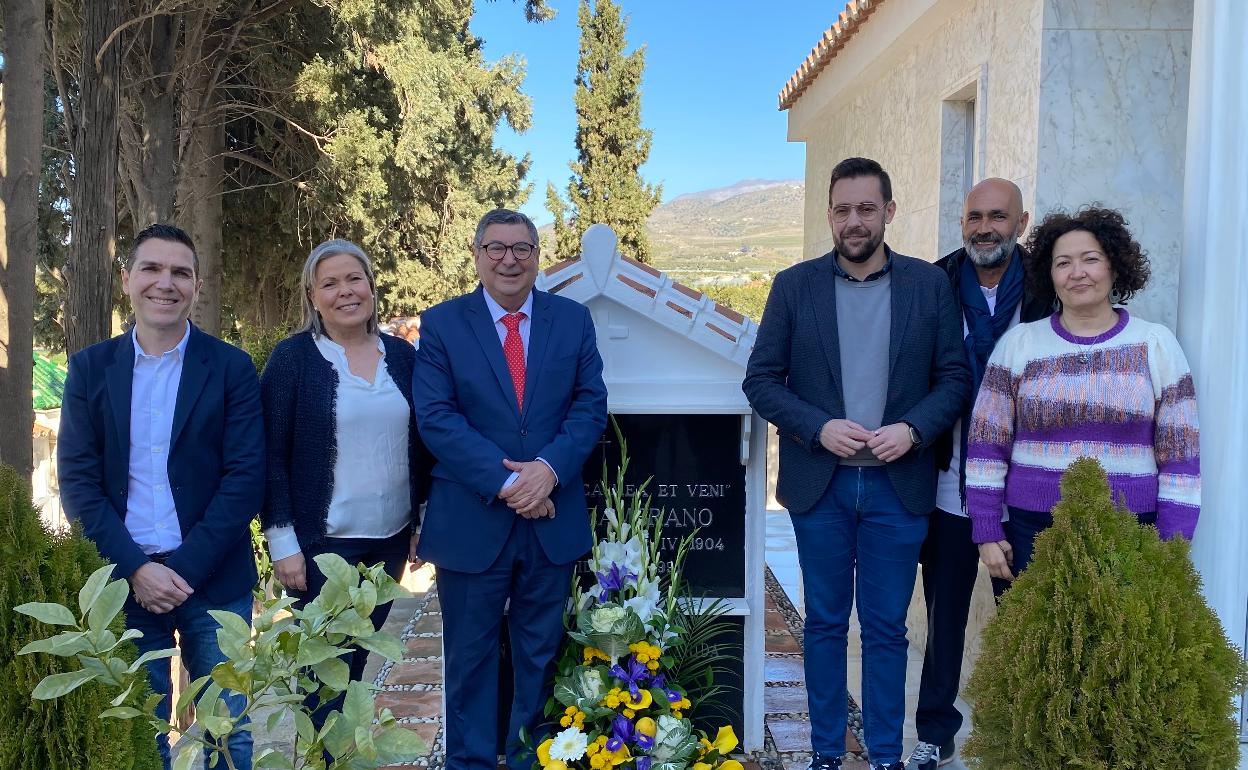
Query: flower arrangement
533,429,742,770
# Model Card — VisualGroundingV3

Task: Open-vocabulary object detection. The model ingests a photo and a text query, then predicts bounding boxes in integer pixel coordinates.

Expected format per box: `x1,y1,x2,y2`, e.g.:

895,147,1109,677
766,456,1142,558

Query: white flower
591,538,643,580
549,726,589,762
589,605,627,633
578,668,606,702
624,576,661,623
602,507,618,528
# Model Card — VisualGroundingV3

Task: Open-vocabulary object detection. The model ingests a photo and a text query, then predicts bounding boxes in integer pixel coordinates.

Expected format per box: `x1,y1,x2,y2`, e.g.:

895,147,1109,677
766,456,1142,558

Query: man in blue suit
743,159,970,770
413,208,608,770
58,224,264,770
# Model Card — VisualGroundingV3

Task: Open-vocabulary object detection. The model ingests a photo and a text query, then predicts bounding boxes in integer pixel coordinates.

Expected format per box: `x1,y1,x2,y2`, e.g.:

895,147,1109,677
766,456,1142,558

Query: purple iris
636,732,655,751
636,757,653,770
606,714,633,751
609,656,650,700
595,563,636,601
649,674,682,703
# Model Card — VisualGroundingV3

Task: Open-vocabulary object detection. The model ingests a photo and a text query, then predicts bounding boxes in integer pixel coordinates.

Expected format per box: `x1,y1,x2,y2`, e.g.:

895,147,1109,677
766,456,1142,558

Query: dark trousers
789,465,929,766
991,506,1158,596
291,528,410,729
914,508,980,747
437,517,575,770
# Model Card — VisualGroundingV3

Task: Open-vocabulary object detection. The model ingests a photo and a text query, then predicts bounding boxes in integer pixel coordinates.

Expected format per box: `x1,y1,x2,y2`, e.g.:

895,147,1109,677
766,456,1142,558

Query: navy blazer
57,324,265,602
412,286,609,573
743,250,972,516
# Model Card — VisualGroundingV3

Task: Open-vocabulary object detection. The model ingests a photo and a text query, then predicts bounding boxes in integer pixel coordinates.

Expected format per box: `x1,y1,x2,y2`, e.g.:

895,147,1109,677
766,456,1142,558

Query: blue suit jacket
413,286,609,573
743,250,971,516
57,325,265,602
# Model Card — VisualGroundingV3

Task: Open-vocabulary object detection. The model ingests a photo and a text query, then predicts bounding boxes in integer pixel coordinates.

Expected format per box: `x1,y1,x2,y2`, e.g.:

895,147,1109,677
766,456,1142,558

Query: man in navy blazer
58,224,264,770
413,209,608,770
743,159,970,770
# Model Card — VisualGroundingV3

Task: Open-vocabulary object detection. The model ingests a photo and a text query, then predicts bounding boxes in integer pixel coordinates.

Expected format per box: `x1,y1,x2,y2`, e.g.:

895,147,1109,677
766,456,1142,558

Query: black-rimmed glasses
481,241,537,261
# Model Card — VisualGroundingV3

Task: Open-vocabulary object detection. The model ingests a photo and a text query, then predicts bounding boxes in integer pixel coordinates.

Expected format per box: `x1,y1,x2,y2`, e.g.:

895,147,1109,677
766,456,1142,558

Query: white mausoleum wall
788,0,1044,263
1035,0,1193,330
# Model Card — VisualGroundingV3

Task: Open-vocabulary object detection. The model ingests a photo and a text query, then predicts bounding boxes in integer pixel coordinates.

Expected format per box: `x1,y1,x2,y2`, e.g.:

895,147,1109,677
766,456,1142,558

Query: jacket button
521,429,528,437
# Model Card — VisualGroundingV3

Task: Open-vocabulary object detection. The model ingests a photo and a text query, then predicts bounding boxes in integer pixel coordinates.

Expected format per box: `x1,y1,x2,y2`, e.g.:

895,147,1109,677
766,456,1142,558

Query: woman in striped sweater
965,207,1200,586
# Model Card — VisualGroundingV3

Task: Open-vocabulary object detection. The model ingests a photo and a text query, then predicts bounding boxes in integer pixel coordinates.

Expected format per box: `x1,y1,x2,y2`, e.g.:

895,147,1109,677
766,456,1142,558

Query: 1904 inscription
582,414,746,597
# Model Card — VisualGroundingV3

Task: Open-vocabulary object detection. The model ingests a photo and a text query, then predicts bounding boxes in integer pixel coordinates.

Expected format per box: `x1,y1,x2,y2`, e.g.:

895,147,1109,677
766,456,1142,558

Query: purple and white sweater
965,310,1200,544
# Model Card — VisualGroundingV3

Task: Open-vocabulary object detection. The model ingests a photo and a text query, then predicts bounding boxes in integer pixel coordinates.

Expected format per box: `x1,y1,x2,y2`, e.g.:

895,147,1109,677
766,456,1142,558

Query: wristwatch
905,423,922,446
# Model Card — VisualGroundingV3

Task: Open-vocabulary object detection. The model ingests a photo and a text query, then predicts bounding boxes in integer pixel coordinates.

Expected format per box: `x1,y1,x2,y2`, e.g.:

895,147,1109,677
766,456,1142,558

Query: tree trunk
65,0,124,354
185,119,224,336
136,13,177,225
177,71,224,336
0,0,45,479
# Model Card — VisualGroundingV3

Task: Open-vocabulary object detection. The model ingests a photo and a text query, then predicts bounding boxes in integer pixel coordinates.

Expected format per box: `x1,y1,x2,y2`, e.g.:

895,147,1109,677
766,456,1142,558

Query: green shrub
0,464,161,769
964,458,1248,769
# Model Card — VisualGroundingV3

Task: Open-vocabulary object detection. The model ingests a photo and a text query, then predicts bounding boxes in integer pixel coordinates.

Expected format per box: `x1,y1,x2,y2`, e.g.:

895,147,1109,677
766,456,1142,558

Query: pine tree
0,465,161,769
964,458,1248,769
547,0,662,262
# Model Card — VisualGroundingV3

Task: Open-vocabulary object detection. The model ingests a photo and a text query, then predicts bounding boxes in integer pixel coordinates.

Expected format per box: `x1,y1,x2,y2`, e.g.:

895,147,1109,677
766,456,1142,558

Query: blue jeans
126,589,253,770
790,465,929,766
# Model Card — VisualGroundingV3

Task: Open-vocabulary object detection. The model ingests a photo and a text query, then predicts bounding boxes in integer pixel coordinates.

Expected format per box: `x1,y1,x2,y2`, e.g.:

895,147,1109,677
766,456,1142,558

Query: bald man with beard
905,179,1054,770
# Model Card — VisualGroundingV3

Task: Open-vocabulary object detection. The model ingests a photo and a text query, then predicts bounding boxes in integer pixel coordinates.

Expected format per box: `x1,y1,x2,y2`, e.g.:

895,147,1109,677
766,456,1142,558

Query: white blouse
265,335,412,561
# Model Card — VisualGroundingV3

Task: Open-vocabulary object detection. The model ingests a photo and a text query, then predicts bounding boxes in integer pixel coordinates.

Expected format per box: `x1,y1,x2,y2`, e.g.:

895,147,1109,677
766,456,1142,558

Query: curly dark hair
1022,206,1151,304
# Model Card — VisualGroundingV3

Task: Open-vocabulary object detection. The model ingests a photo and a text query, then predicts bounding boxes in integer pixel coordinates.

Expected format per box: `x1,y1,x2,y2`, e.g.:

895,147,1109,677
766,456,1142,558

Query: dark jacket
259,331,432,550
743,249,972,516
932,246,1053,472
58,324,265,603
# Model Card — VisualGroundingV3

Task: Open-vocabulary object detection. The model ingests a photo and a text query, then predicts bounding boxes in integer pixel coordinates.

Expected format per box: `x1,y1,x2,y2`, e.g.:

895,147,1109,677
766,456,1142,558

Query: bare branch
223,150,311,191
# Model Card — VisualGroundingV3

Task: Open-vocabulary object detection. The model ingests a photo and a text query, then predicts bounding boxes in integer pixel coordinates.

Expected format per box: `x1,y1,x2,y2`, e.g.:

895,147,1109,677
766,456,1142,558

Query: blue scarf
958,247,1024,499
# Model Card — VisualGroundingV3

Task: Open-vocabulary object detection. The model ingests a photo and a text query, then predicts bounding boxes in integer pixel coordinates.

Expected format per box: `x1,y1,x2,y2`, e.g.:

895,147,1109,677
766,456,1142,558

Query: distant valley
541,179,805,285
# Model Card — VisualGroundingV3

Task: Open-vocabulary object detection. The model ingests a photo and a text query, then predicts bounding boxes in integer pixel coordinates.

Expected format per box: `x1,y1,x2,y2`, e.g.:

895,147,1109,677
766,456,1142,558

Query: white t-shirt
935,284,1022,516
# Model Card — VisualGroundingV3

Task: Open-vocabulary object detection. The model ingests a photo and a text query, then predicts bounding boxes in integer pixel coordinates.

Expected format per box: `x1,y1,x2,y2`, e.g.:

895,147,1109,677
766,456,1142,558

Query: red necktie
502,312,526,410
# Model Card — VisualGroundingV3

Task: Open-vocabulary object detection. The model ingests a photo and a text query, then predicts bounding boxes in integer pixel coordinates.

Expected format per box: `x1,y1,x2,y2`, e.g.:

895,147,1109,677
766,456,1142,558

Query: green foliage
221,0,543,328
0,465,160,769
546,0,662,262
35,78,71,352
699,279,771,324
964,458,1248,769
18,551,423,769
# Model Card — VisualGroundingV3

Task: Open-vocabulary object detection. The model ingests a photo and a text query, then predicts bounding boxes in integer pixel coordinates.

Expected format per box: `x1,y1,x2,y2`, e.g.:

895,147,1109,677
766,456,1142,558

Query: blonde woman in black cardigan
260,238,431,730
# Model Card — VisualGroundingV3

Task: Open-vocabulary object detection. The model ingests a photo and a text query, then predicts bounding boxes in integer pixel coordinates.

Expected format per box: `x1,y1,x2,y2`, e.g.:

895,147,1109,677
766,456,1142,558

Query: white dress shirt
480,288,557,493
264,335,412,561
126,322,190,555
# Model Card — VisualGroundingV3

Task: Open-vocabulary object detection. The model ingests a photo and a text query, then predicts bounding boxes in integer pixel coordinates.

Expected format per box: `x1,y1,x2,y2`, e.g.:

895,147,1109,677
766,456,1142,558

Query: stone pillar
1177,0,1248,736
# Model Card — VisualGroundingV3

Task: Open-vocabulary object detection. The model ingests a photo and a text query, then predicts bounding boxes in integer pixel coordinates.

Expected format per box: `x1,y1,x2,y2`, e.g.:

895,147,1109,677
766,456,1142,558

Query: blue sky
471,1,837,224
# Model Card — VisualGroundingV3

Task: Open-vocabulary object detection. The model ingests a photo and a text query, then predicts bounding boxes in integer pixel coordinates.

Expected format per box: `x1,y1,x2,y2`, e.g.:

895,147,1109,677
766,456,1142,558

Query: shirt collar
831,246,894,283
132,320,191,362
482,287,534,324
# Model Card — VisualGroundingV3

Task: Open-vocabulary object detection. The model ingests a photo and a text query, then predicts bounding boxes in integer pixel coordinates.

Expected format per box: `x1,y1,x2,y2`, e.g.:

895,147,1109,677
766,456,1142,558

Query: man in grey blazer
743,157,971,770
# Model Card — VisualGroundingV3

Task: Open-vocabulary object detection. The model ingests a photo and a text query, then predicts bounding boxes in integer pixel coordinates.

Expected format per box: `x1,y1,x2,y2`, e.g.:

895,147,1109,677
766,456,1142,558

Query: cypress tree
547,0,662,261
964,458,1248,769
0,465,161,769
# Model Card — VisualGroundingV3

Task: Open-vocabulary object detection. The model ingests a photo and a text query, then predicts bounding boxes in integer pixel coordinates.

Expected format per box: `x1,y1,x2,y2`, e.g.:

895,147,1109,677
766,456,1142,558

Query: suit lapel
467,287,523,416
808,254,844,402
171,326,209,448
521,291,554,418
888,256,914,377
104,334,134,453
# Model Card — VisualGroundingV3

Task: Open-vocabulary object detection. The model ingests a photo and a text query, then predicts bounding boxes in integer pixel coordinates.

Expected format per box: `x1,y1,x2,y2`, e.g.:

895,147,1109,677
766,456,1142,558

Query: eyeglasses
481,241,537,261
830,203,884,223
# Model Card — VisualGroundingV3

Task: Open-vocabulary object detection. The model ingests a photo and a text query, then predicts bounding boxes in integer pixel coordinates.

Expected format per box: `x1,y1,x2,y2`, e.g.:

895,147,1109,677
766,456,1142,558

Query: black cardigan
259,331,431,549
